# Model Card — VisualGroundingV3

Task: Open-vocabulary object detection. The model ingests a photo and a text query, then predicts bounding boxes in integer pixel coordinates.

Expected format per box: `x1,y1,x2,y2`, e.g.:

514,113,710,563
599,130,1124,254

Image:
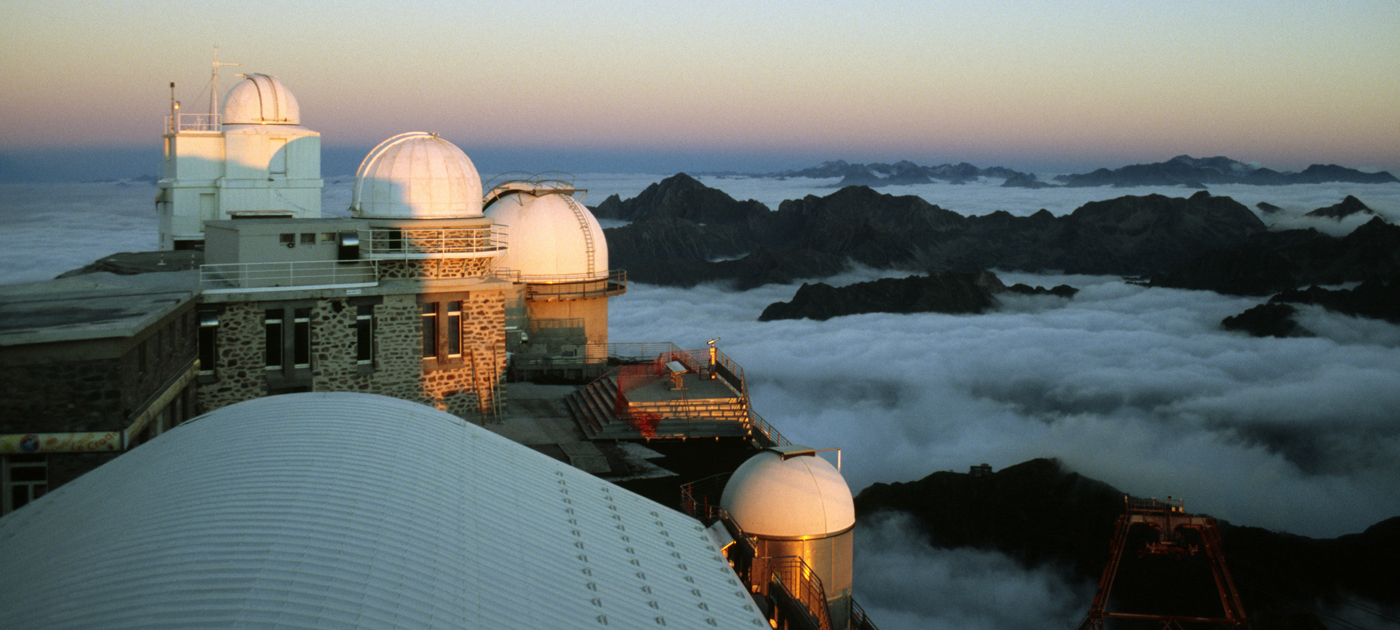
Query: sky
2,0,1399,177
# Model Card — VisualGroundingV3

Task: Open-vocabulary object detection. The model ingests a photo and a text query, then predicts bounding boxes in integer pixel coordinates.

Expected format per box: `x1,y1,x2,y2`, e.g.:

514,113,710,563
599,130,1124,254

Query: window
320,232,336,243
293,308,311,368
265,309,284,369
356,305,375,365
280,233,295,247
198,311,219,375
2,455,47,515
300,233,316,245
421,299,471,365
421,303,437,359
447,302,462,357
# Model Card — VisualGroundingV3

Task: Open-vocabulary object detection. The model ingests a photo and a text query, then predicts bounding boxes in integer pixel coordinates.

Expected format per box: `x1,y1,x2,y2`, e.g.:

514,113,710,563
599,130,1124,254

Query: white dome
351,132,483,219
720,447,855,538
222,73,300,125
485,192,607,280
0,393,768,630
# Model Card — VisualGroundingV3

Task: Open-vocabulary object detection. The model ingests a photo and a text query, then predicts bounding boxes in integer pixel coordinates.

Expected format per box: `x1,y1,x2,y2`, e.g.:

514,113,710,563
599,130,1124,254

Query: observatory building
0,63,880,629
157,73,323,250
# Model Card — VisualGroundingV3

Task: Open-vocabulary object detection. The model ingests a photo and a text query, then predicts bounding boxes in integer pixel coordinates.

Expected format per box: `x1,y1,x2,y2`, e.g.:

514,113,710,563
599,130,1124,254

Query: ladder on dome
566,196,597,277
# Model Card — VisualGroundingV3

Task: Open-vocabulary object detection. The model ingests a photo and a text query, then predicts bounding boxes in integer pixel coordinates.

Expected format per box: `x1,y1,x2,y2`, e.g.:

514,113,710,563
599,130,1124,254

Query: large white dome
352,132,483,219
485,192,607,280
721,447,855,538
222,73,301,125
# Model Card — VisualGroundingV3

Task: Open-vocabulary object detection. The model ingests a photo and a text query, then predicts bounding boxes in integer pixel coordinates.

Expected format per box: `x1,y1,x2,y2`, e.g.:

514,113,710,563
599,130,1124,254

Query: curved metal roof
0,393,766,630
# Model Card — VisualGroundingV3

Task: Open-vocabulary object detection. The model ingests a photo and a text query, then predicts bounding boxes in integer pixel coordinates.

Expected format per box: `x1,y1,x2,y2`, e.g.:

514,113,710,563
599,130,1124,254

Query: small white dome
352,132,483,219
485,192,607,280
222,73,300,125
720,447,855,538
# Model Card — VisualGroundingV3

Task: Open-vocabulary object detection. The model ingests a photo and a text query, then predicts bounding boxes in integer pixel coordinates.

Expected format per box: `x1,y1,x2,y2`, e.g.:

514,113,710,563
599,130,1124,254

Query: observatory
485,175,625,379
0,59,881,630
157,67,323,250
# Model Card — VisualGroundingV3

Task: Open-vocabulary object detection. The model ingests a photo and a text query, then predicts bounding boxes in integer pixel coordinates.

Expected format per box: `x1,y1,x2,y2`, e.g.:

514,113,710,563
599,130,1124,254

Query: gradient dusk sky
2,0,1398,174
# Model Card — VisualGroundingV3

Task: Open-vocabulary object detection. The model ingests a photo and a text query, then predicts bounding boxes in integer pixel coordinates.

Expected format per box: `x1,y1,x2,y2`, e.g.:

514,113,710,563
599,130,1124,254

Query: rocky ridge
855,458,1400,629
1055,155,1399,188
757,270,1077,321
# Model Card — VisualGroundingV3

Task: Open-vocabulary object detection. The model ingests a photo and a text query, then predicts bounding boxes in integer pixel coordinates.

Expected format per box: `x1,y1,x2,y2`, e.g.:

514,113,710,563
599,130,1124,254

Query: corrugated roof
0,393,767,629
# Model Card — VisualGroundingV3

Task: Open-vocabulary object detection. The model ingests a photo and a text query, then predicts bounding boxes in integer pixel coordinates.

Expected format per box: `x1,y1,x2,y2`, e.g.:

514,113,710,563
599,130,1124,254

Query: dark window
421,303,437,358
293,308,312,368
198,311,218,375
2,455,47,514
356,305,374,365
300,233,316,245
279,233,295,247
265,309,284,369
447,301,462,357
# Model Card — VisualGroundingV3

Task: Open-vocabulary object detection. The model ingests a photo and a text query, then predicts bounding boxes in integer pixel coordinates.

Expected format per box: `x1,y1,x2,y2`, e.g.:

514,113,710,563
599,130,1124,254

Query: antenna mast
209,46,241,119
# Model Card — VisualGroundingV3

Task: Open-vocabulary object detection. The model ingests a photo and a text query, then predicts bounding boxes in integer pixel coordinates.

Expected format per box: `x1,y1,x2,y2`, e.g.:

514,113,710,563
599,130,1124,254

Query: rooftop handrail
522,270,627,301
200,259,378,292
363,225,506,258
166,113,220,132
483,171,578,192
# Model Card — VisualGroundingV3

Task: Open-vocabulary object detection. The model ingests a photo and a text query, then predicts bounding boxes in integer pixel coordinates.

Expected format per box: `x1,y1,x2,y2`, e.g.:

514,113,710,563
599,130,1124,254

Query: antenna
209,46,241,119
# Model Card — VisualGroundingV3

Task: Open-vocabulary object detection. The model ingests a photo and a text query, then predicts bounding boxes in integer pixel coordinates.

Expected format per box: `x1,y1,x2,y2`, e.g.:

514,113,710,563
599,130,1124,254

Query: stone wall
196,302,268,413
196,289,508,422
379,258,494,280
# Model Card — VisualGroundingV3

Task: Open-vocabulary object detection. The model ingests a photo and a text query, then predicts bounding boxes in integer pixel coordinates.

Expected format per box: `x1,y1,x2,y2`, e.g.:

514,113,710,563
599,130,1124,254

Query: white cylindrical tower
721,446,855,629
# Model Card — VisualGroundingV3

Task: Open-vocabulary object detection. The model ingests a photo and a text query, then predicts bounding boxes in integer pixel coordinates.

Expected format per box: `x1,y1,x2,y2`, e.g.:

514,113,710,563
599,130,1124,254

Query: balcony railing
200,260,379,293
363,226,507,259
166,113,220,132
518,269,628,301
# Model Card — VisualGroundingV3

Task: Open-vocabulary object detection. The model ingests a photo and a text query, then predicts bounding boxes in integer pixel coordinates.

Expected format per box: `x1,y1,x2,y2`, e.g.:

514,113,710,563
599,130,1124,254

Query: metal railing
520,269,627,301
363,226,506,259
200,260,378,292
166,113,220,132
849,598,881,630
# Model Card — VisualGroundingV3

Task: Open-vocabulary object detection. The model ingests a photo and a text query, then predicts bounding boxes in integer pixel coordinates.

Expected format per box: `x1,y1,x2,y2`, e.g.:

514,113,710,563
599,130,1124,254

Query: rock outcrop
757,270,1077,321
855,458,1400,629
1054,155,1398,188
603,176,1278,289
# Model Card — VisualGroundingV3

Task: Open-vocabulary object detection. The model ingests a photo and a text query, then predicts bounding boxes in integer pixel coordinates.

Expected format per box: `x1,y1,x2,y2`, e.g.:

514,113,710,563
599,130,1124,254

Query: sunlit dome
485,192,607,280
351,132,483,219
222,73,301,125
721,447,855,538
0,393,768,630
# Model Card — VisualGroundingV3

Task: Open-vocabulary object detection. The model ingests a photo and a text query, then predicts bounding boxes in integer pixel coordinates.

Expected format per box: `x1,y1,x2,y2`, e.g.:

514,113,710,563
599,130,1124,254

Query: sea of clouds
2,174,1398,630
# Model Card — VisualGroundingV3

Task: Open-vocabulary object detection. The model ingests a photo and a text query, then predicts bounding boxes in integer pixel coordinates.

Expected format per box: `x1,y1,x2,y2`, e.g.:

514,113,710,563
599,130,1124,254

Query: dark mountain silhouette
855,458,1400,630
1054,155,1398,188
603,175,1272,287
757,270,1077,321
763,160,1036,187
